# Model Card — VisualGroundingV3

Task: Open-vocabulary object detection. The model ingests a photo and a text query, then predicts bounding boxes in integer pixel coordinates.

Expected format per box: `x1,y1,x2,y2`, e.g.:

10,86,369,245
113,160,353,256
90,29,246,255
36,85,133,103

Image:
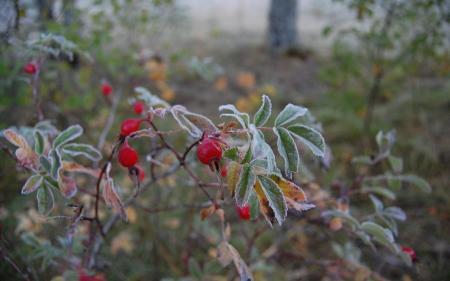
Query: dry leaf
200,204,217,220
62,161,100,177
102,166,127,220
3,129,38,169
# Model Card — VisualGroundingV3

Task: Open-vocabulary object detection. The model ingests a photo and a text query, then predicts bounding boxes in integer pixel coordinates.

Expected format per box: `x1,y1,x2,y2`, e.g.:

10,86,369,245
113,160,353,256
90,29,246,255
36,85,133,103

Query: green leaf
171,105,218,138
223,147,239,161
62,143,102,161
188,258,203,279
36,185,54,215
274,127,299,174
397,175,431,193
257,175,287,225
253,95,272,127
53,125,83,148
361,221,397,252
235,163,256,207
369,195,384,213
274,104,307,127
287,125,325,157
50,149,62,180
242,145,252,164
39,155,52,173
135,86,170,108
248,190,260,220
21,175,43,195
362,186,396,200
34,130,45,155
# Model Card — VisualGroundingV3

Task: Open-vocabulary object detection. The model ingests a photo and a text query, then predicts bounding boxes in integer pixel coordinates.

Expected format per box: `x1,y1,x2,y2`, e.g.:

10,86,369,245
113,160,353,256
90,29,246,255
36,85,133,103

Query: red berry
120,118,142,137
197,137,222,165
118,143,138,168
133,101,145,115
24,62,37,74
236,204,251,220
220,164,227,177
101,82,113,96
401,246,417,263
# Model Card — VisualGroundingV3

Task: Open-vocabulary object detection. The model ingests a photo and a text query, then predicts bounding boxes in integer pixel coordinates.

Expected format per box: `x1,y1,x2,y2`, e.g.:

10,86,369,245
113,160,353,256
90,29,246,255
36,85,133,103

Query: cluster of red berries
117,118,145,181
196,135,250,220
23,62,38,75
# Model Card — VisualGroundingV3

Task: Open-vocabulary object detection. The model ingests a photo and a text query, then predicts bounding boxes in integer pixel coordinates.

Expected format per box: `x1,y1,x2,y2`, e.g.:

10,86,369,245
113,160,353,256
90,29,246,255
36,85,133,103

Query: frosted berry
401,246,417,263
118,143,138,168
133,101,145,115
236,204,250,220
197,137,222,165
24,62,37,74
120,118,142,137
101,82,113,96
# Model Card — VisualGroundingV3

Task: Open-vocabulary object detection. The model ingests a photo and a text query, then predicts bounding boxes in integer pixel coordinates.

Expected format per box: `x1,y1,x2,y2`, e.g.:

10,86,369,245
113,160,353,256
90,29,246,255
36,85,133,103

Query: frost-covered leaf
257,176,287,225
273,127,299,174
39,156,51,173
274,104,308,127
34,130,45,155
235,163,256,207
287,125,326,157
53,125,83,148
62,161,100,177
102,165,127,220
361,221,397,252
36,185,54,215
171,105,217,138
250,126,276,172
369,195,384,213
253,95,272,127
248,190,260,220
135,86,170,108
21,175,43,195
62,143,102,161
216,241,253,281
384,207,406,221
49,149,62,180
219,104,250,128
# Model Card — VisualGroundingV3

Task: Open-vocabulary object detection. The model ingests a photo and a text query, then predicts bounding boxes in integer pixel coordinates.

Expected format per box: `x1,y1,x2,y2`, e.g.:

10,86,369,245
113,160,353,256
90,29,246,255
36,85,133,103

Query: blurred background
0,0,449,280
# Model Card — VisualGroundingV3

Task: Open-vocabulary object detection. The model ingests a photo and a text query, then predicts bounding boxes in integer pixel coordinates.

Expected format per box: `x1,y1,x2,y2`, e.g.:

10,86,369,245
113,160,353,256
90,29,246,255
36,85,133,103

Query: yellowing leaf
200,204,217,221
214,76,228,92
226,162,241,194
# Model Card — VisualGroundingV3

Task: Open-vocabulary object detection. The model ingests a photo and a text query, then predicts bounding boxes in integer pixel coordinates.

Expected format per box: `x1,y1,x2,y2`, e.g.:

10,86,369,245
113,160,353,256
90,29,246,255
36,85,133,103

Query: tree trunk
267,0,299,53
